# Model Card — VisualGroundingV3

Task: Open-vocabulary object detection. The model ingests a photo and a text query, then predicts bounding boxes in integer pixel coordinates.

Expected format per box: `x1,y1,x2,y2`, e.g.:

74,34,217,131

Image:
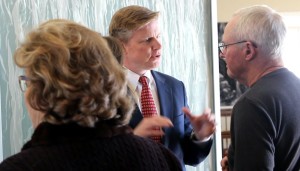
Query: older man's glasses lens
18,75,29,92
218,41,248,55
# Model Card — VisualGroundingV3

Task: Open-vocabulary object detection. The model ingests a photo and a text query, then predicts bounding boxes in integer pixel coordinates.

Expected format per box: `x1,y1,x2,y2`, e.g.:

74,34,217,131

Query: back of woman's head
14,19,134,127
103,36,124,64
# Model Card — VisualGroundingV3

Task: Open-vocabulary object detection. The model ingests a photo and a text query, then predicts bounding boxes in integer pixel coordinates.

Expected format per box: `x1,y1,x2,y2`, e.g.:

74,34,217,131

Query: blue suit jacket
129,70,212,170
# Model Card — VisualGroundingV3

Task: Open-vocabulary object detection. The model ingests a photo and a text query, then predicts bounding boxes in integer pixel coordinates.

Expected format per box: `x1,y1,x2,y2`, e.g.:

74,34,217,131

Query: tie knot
139,76,148,86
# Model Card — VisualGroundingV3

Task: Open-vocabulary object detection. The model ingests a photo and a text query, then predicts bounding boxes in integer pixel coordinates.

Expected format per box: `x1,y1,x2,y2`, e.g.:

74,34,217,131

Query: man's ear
246,49,251,54
245,42,256,61
121,42,128,55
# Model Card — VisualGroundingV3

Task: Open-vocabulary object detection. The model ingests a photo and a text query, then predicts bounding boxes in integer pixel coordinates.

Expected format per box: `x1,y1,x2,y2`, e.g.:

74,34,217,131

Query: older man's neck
247,58,284,87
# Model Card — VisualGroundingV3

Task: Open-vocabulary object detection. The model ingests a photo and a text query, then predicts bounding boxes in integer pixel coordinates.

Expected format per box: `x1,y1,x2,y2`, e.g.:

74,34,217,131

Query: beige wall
217,0,300,22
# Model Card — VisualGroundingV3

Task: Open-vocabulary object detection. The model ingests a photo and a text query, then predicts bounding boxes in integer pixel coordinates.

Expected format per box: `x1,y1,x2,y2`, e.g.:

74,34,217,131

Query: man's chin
152,63,161,69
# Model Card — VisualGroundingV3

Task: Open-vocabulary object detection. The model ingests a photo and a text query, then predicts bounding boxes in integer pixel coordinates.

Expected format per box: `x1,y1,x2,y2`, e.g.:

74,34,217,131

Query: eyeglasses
218,40,248,55
18,75,29,92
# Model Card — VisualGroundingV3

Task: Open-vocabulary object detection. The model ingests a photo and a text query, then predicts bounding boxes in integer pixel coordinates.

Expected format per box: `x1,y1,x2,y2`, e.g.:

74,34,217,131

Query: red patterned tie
139,76,161,143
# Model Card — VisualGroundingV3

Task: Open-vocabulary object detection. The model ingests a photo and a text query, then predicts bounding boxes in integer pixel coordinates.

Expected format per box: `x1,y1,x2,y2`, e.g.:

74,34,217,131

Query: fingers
182,107,216,140
133,116,173,137
147,128,165,136
182,107,213,120
203,112,216,127
203,108,211,115
149,115,173,127
220,156,229,171
220,156,227,166
182,107,193,120
221,167,229,171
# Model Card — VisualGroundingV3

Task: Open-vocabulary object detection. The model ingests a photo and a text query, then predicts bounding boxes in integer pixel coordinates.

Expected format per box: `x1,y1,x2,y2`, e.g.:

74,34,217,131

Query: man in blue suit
109,5,216,170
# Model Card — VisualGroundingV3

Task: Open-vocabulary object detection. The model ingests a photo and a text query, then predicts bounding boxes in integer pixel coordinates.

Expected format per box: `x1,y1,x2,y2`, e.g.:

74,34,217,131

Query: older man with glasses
220,5,300,171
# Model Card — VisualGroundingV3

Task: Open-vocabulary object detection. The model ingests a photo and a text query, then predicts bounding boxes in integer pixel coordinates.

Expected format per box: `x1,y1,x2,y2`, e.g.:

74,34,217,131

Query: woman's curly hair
14,19,134,127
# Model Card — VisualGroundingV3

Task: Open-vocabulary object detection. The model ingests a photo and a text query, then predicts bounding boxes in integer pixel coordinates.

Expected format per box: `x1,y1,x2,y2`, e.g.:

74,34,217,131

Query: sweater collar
22,122,133,150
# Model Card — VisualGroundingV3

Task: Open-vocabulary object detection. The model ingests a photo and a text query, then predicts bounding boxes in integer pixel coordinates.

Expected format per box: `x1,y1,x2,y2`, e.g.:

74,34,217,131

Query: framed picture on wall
218,22,247,106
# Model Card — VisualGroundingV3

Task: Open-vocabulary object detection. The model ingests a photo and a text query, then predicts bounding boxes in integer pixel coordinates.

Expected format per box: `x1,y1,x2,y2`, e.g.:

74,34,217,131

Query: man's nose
152,38,162,50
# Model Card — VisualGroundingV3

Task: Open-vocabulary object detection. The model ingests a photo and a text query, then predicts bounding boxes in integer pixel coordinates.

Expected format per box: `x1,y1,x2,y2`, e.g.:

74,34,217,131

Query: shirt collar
126,69,154,89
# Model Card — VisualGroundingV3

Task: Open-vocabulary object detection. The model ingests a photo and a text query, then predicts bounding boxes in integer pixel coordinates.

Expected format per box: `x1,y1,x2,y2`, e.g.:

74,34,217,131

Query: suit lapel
152,71,174,144
129,104,143,128
151,71,173,120
127,85,143,128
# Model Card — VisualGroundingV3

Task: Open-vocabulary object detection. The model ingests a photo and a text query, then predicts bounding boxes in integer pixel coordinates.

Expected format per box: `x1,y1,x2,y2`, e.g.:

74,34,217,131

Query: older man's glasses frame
218,40,247,55
218,40,257,55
